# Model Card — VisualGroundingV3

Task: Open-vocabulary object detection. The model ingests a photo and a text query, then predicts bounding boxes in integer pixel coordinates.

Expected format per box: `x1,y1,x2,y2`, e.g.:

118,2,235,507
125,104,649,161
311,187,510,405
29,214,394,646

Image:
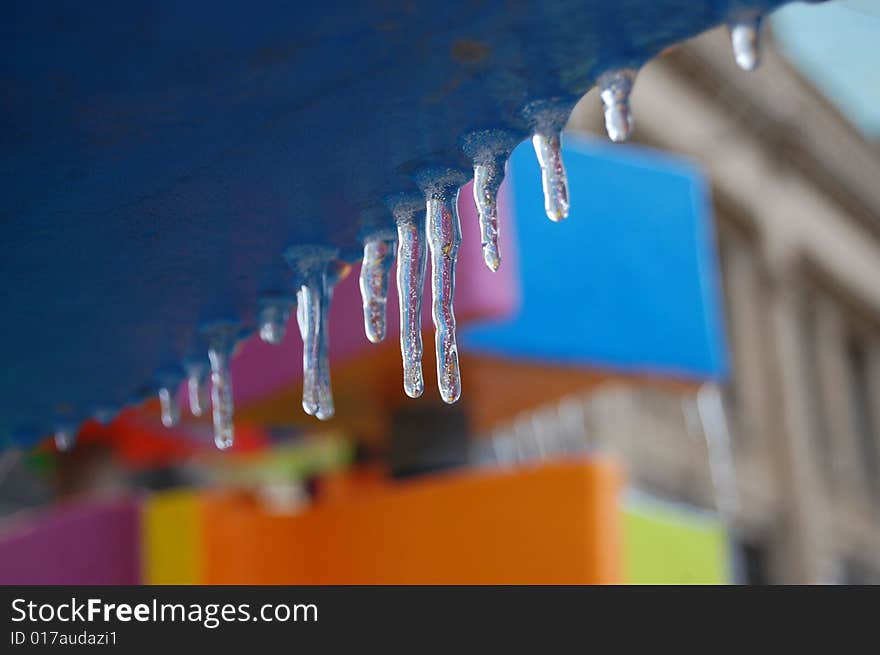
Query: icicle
158,386,179,428
359,233,396,344
426,187,463,404
296,276,323,417
318,262,348,419
258,296,294,345
286,247,342,421
185,362,206,418
92,407,117,425
599,69,636,142
729,13,762,71
208,348,234,449
531,131,569,222
295,293,306,342
462,129,518,272
391,197,428,398
54,428,75,452
473,161,504,271
203,323,238,450
522,103,571,222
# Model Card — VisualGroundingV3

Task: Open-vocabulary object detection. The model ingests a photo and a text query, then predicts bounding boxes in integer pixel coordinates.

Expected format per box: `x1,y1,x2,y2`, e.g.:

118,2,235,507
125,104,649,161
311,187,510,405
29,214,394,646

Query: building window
736,539,771,585
800,293,834,488
841,558,880,585
844,331,879,495
715,218,766,449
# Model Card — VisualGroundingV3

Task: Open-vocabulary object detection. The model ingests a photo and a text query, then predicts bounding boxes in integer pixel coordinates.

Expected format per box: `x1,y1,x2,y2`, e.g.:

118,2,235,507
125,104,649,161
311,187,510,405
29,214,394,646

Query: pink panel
0,497,140,585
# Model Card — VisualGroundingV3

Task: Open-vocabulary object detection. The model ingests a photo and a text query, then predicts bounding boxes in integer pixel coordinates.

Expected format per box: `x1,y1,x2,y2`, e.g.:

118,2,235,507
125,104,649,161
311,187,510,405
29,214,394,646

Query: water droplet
390,197,428,398
158,386,180,428
359,233,396,343
531,131,569,222
287,247,343,421
426,188,463,404
185,362,207,417
599,68,636,142
203,323,239,450
258,296,294,345
473,161,504,271
54,428,75,452
729,14,761,71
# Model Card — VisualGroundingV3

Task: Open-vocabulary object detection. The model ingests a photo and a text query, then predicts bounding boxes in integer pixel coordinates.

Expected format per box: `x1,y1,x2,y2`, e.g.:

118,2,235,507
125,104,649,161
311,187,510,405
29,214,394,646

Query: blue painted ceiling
1,1,787,443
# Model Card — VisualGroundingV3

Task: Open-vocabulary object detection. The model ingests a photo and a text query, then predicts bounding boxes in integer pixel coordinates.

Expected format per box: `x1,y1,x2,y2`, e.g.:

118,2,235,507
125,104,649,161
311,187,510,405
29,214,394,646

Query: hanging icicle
598,68,637,142
728,12,762,71
389,195,428,399
359,232,396,344
202,322,239,450
416,171,467,405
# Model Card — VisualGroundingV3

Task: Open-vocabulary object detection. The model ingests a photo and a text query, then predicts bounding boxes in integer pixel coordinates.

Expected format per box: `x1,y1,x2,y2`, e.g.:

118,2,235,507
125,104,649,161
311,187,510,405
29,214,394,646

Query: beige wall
563,26,880,583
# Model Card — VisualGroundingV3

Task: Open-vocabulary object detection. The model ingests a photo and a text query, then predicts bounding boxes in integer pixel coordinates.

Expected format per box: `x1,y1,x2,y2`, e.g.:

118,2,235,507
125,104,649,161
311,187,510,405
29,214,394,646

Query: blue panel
0,1,787,442
462,135,729,380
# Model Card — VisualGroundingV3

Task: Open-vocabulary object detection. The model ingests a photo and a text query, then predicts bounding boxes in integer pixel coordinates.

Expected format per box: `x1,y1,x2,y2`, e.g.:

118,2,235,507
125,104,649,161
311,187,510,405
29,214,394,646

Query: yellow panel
623,496,730,585
142,489,202,585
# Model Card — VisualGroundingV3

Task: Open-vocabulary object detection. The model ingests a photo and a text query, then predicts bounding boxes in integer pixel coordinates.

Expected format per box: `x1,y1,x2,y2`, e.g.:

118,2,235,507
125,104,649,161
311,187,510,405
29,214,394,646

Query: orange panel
201,458,621,584
315,464,390,504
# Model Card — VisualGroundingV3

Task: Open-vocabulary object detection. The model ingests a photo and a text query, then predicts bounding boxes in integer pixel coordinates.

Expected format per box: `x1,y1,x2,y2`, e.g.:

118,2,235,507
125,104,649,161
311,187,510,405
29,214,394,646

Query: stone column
762,262,831,583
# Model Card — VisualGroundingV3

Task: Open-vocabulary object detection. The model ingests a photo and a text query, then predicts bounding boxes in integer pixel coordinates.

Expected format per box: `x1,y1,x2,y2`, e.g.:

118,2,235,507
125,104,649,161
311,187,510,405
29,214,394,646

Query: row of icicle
55,13,764,453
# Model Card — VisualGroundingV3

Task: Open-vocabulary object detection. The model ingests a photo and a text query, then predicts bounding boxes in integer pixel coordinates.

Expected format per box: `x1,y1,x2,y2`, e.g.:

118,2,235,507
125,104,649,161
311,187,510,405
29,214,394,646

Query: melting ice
391,197,428,399
599,69,637,142
359,233,396,344
729,13,762,71
426,186,463,404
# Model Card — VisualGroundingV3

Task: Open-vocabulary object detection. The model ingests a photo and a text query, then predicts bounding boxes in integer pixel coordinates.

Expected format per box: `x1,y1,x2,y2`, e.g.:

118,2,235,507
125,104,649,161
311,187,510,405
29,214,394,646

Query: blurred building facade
567,27,880,584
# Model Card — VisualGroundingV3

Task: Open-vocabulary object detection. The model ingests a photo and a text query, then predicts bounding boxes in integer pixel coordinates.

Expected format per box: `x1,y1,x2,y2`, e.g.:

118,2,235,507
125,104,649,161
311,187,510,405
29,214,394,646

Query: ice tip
257,295,295,345
364,320,384,344
483,247,501,272
54,428,75,452
158,386,180,428
440,380,462,405
403,376,424,399
599,68,637,143
729,15,761,72
185,362,207,418
302,398,318,416
315,407,334,421
522,99,573,222
259,321,283,344
473,159,505,272
359,233,395,344
531,131,570,222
